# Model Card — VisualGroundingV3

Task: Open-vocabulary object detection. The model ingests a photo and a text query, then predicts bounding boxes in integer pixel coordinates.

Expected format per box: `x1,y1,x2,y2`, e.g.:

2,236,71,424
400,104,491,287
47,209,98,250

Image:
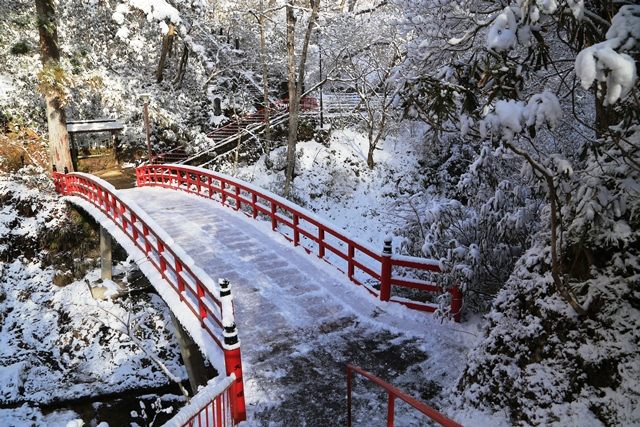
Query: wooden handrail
346,364,462,427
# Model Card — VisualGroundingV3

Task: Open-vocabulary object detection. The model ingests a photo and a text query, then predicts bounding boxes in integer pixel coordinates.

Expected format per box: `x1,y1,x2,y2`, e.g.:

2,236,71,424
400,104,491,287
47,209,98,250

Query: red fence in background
346,364,462,427
52,172,246,424
136,165,462,321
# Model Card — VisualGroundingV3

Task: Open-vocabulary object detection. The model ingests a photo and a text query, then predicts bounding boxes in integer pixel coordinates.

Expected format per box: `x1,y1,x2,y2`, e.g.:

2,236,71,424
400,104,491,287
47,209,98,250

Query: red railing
164,375,235,427
52,172,246,424
346,364,462,427
136,165,462,321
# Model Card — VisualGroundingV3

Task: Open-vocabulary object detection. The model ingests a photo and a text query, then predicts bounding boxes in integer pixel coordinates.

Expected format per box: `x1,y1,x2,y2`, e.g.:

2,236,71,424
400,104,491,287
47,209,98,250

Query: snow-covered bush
396,0,640,422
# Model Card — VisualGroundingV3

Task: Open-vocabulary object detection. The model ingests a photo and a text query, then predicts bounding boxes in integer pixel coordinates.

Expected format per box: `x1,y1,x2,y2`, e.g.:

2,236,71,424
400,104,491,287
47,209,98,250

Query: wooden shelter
66,118,124,171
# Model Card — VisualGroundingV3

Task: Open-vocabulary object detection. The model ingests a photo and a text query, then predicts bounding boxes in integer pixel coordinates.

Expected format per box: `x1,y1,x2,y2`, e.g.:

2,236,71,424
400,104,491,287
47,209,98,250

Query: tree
395,1,639,422
35,0,73,173
328,10,401,168
249,0,279,168
396,0,639,314
283,0,320,196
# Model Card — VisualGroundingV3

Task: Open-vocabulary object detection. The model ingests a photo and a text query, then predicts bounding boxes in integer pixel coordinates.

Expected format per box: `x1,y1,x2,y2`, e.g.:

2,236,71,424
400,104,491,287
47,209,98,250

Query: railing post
131,216,138,242
220,278,246,424
270,201,277,230
380,237,392,302
143,225,151,253
348,242,354,280
449,286,463,323
235,185,241,210
251,193,258,219
318,228,325,258
197,282,207,323
293,215,300,246
176,260,185,299
387,392,395,427
221,181,227,206
346,365,353,427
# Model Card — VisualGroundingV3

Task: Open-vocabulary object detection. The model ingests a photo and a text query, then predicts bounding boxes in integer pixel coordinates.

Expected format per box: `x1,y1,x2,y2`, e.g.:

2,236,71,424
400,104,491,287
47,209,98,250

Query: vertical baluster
175,260,184,299
387,393,395,427
318,228,325,258
197,281,207,323
379,237,393,301
293,214,300,246
251,193,258,219
221,181,227,206
143,225,151,253
348,242,355,280
131,216,138,242
270,201,277,230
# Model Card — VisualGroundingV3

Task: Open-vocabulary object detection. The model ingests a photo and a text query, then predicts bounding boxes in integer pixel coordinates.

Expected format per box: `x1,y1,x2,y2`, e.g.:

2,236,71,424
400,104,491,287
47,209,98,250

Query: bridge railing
346,364,462,427
52,172,246,424
163,375,235,427
136,165,462,321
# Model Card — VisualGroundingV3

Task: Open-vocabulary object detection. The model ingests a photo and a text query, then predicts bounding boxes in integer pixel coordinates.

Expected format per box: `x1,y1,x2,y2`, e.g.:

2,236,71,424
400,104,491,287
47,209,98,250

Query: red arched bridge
53,165,463,427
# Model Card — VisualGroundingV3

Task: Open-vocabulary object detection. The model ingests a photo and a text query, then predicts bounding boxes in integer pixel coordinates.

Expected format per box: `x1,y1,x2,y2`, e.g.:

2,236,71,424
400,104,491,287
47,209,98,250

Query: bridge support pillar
100,226,112,281
170,312,215,394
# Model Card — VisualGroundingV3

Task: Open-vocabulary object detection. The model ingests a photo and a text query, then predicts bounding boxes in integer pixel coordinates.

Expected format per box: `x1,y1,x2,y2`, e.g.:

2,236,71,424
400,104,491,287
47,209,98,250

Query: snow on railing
136,165,462,321
346,364,462,427
52,172,246,423
163,375,235,427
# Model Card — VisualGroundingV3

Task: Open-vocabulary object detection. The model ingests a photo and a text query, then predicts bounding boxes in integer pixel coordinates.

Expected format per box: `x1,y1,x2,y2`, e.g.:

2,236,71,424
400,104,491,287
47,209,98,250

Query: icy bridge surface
122,187,474,425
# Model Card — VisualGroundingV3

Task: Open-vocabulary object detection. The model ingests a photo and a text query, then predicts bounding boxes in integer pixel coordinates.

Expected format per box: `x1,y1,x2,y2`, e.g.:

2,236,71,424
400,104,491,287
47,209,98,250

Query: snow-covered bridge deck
125,186,469,423
54,169,471,425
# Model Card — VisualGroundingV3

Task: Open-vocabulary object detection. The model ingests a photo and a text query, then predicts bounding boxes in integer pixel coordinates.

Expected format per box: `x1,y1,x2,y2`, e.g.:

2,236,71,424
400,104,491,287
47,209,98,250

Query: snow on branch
575,5,639,105
113,0,182,35
480,91,562,142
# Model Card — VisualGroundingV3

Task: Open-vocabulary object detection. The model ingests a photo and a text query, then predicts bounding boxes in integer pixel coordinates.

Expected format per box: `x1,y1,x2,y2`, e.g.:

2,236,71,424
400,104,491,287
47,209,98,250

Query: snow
165,163,386,256
535,0,557,14
128,0,181,26
0,170,188,425
64,195,228,375
487,7,518,51
525,91,562,130
162,375,235,427
480,99,525,141
575,5,639,105
606,5,640,51
0,75,13,101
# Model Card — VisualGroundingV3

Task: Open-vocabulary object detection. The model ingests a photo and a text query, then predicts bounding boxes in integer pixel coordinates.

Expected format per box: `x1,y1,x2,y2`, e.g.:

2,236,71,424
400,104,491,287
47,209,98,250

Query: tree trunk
594,87,617,139
367,145,375,169
284,4,298,196
35,0,73,173
156,24,175,83
173,42,189,88
259,0,273,169
283,0,321,196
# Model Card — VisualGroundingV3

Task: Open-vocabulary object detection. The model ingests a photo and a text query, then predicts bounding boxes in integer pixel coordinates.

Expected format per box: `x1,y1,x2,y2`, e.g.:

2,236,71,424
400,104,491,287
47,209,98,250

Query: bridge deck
121,187,472,425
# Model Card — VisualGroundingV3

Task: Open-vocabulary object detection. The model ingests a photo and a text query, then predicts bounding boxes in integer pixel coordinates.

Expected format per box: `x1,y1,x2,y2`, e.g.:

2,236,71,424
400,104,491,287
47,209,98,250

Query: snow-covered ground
228,123,435,252
0,170,187,425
